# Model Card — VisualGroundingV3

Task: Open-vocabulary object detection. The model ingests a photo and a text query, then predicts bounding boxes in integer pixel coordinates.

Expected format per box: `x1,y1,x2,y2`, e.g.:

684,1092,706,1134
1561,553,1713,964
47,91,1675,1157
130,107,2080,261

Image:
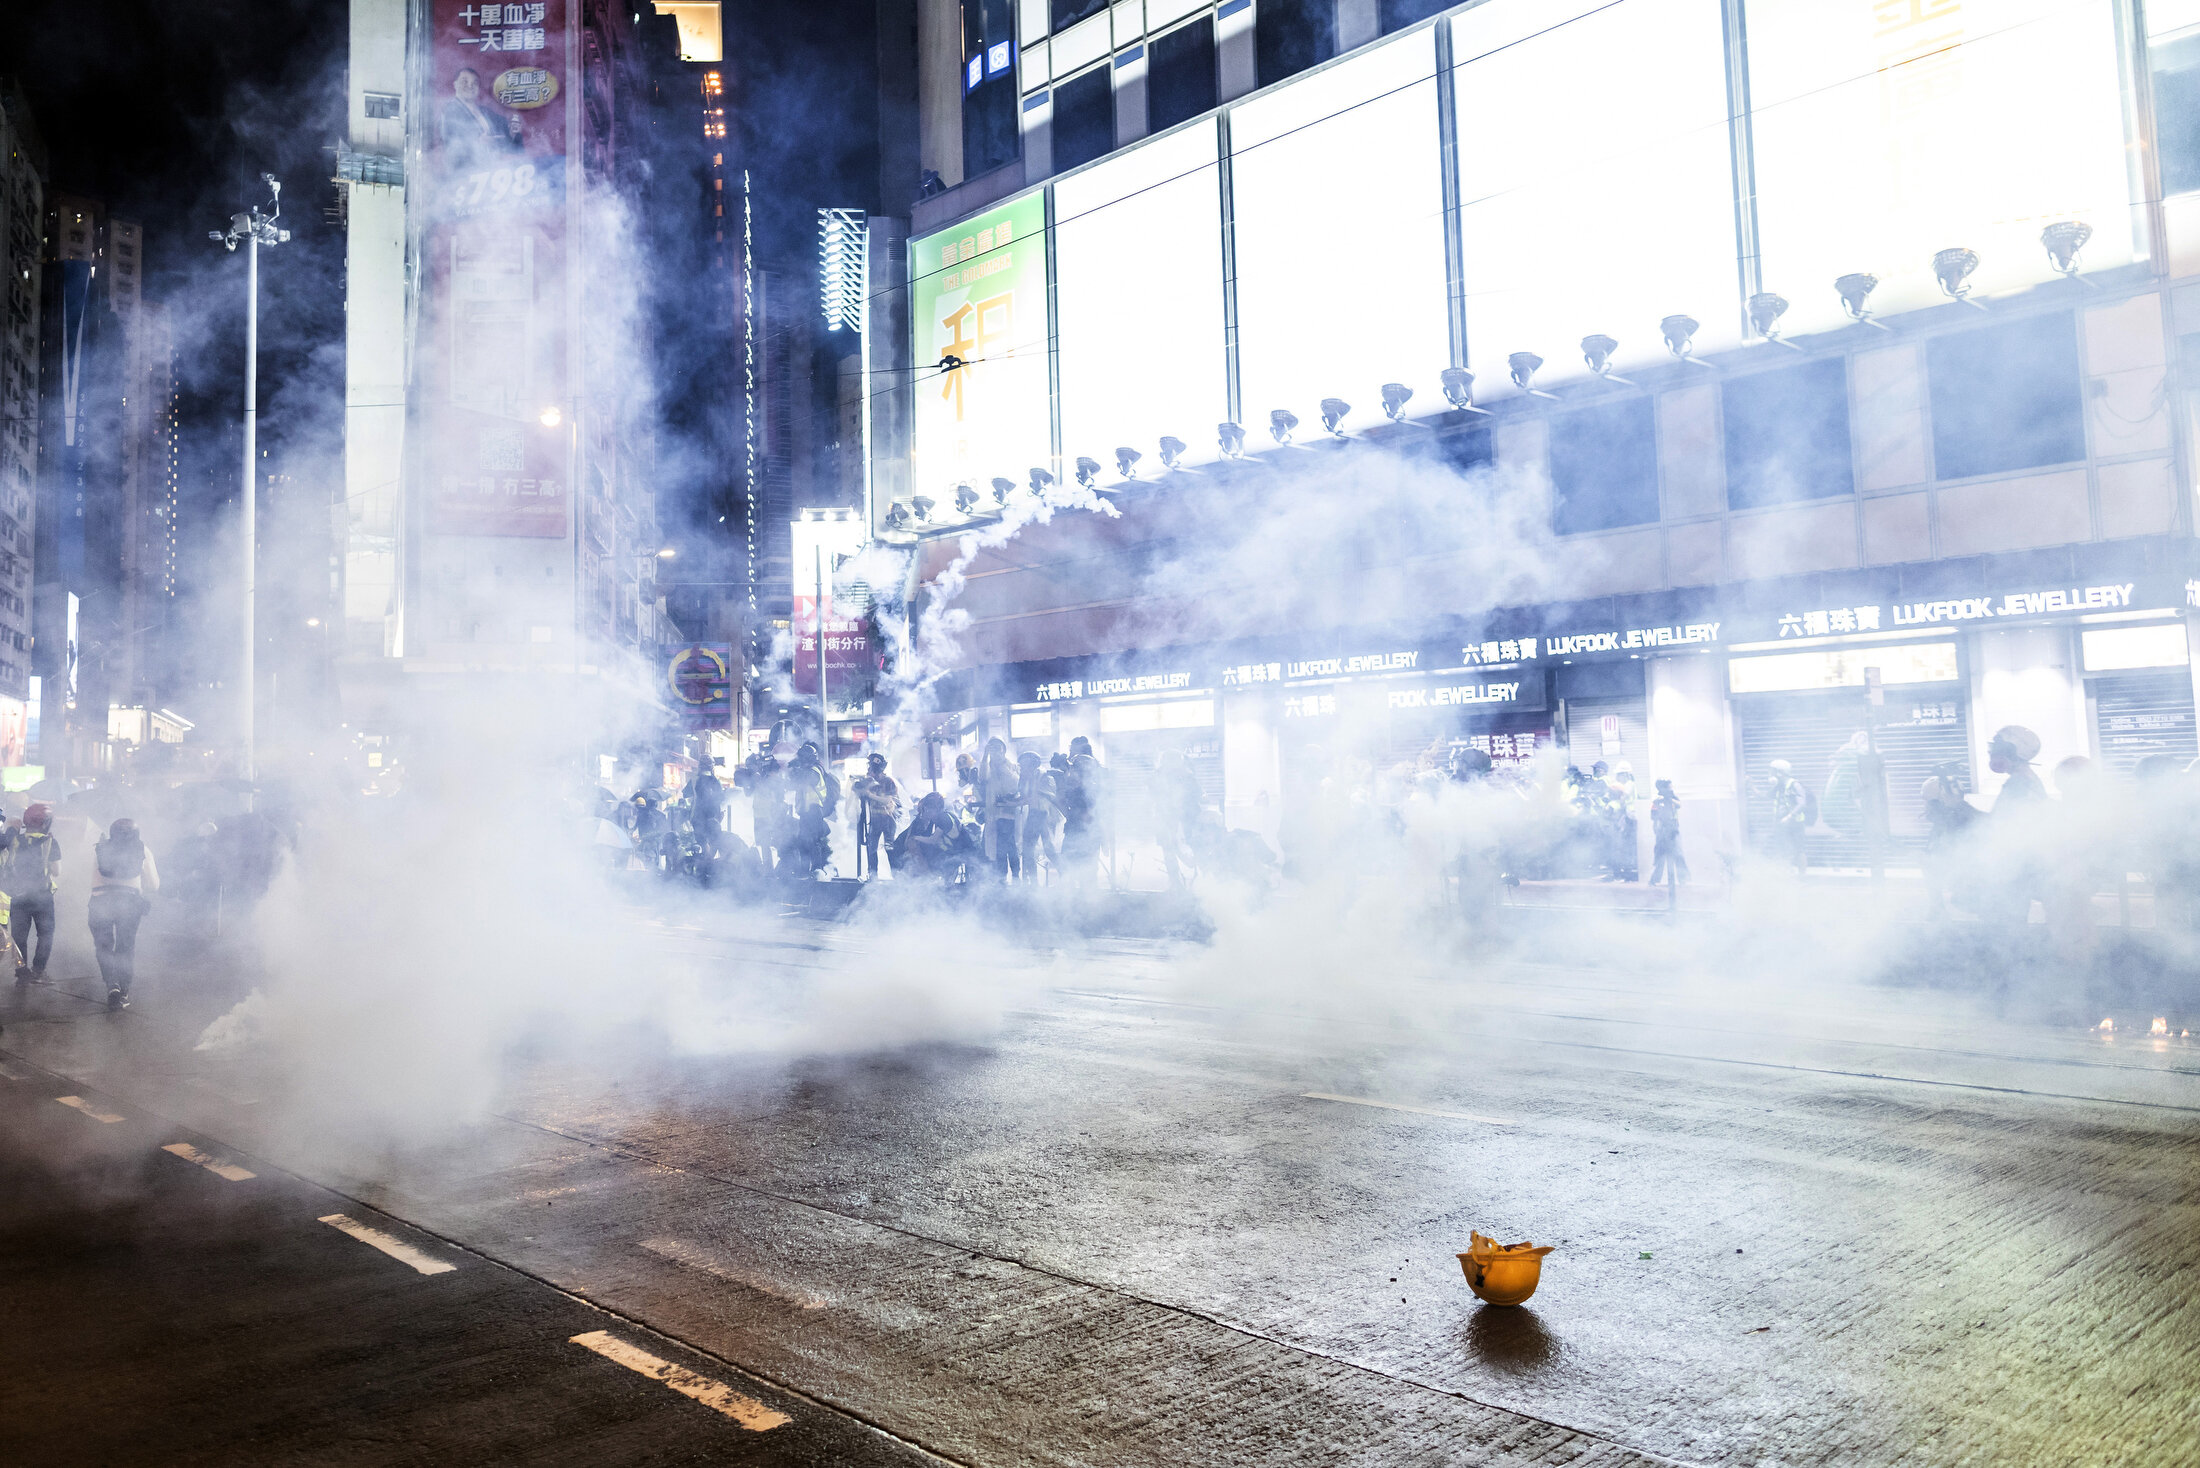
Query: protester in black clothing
891,790,965,880
853,752,902,878
1649,779,1687,886
2,803,61,984
88,818,157,1011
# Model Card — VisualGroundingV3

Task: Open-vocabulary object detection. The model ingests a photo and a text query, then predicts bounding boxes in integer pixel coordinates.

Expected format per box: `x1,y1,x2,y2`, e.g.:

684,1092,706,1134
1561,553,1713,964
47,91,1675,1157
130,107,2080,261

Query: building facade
338,0,680,742
879,0,2200,873
0,81,41,767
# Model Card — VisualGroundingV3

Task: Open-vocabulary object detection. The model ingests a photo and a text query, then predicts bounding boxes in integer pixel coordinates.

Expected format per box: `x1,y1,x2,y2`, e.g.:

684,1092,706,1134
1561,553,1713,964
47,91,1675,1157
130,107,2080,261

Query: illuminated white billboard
910,193,1055,512
1054,122,1231,473
1229,29,1451,438
1747,0,2142,336
1452,0,1741,389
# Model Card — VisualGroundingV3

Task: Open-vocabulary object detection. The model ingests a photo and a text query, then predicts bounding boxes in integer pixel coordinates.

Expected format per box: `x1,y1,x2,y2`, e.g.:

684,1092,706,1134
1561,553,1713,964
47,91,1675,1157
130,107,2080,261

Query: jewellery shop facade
924,540,2200,870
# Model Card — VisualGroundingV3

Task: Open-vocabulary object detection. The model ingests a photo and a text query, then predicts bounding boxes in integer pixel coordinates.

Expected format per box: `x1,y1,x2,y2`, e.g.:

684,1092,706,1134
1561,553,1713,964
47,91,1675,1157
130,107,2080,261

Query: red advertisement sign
422,0,571,538
792,596,874,696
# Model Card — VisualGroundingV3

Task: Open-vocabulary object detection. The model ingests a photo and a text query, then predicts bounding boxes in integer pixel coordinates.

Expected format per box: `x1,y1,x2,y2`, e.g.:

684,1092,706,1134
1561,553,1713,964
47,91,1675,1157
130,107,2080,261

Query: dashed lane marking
317,1213,458,1275
1302,1092,1516,1125
638,1236,827,1309
161,1142,256,1181
56,1095,124,1123
568,1330,792,1430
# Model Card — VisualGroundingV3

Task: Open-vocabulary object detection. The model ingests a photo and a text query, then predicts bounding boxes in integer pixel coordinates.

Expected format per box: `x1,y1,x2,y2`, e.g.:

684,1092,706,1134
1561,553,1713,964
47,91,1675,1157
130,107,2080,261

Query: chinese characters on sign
1283,694,1339,718
1032,671,1192,701
1776,583,2137,636
1463,731,1546,766
1461,639,1537,665
456,2,550,50
1219,662,1284,686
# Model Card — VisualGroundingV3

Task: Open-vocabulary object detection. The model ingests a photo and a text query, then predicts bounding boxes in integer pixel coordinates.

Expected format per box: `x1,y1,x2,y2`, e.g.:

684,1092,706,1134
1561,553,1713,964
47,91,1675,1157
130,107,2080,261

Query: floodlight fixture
1580,334,1633,385
1659,313,1714,368
1438,366,1491,414
538,404,564,428
910,494,936,522
1157,436,1188,470
2041,221,2093,282
1319,398,1351,436
1074,455,1102,488
954,481,982,515
1834,272,1890,331
1507,352,1559,399
1216,421,1246,458
1269,409,1298,445
1380,382,1414,422
989,476,1017,506
1028,467,1055,495
1933,247,1985,309
1115,446,1142,479
1748,291,1803,350
884,501,913,531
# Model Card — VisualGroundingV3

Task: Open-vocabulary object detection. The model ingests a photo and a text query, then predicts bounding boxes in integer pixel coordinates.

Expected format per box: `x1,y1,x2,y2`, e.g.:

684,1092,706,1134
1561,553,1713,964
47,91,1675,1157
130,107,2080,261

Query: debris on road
1457,1231,1553,1307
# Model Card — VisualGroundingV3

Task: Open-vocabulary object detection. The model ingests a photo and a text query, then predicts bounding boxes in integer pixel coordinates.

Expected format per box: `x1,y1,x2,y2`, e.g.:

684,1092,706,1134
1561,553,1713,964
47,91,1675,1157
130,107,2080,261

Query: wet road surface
3,911,2195,1466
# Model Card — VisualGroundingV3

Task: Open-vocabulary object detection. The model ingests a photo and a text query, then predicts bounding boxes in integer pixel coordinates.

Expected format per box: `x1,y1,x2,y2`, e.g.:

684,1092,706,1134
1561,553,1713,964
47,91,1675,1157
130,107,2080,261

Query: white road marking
568,1330,792,1430
56,1095,124,1123
161,1142,256,1181
0,1060,28,1081
638,1237,827,1309
317,1214,458,1275
1301,1092,1515,1125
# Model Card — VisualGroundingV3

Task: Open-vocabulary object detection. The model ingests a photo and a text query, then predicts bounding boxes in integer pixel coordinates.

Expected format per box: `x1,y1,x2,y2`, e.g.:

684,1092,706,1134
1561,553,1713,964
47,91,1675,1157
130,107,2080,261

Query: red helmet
22,803,50,830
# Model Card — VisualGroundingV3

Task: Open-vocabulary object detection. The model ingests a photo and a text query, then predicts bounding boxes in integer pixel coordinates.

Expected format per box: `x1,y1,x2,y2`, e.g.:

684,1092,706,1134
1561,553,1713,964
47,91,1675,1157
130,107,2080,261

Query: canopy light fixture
1438,366,1491,414
1748,291,1802,350
1580,334,1632,385
884,501,913,530
1380,382,1413,422
1834,272,1889,331
1933,247,1984,309
909,494,935,522
953,481,981,514
989,476,1017,507
1508,352,1558,399
2041,221,2093,283
1216,421,1246,458
1114,446,1142,479
1074,455,1102,488
1319,398,1351,436
1269,409,1298,445
1028,467,1055,494
1158,435,1188,469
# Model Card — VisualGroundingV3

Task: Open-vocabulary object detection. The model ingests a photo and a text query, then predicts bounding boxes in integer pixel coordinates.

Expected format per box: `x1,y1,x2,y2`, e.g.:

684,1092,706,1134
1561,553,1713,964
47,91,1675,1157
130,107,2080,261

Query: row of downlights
882,222,2097,533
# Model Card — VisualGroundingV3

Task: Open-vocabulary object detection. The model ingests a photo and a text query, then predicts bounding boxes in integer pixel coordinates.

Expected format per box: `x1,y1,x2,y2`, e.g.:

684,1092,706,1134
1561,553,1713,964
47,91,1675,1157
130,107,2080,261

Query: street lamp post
210,175,289,783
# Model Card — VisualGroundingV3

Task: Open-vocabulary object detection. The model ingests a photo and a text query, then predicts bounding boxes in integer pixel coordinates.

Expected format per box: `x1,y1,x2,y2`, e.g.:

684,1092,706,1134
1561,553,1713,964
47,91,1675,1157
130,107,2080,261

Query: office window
1723,356,1854,509
1550,397,1660,535
1381,0,1449,32
1926,312,2086,480
1052,65,1114,173
1255,0,1335,89
964,0,1022,177
2154,31,2200,196
1148,16,1217,132
1052,0,1106,31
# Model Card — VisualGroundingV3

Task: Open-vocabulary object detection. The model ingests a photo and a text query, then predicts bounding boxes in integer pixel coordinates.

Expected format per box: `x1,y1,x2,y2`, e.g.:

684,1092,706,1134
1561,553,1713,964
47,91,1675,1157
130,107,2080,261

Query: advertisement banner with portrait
421,0,571,538
908,194,1051,516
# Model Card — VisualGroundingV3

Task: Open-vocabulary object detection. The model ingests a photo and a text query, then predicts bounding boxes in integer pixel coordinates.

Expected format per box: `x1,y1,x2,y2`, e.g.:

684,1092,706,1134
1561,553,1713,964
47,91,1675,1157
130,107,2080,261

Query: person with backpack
3,803,62,985
89,818,158,1011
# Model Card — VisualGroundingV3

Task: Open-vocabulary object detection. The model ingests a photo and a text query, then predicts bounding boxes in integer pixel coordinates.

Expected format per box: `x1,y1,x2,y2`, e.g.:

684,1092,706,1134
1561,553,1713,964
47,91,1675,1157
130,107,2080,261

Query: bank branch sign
910,195,1051,517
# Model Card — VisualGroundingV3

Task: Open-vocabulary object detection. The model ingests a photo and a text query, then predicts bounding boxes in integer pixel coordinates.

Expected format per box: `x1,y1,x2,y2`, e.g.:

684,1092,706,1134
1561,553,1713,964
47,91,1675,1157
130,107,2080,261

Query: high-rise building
338,0,681,747
0,80,42,767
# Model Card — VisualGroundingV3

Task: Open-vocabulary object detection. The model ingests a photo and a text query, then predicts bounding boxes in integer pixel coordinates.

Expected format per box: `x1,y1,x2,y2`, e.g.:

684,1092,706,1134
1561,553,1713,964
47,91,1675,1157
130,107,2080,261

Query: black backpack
97,835,145,882
2,830,56,893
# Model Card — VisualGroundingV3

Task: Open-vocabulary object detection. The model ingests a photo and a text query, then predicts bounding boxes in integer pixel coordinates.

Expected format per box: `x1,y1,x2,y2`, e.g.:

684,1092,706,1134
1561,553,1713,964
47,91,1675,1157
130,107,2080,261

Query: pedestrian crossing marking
56,1095,124,1123
569,1330,791,1430
317,1213,457,1275
162,1141,256,1181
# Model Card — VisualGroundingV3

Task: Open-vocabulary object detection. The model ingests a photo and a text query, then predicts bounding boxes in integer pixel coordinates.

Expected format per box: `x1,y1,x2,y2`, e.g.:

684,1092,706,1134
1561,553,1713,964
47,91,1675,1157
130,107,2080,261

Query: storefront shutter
2091,670,2198,774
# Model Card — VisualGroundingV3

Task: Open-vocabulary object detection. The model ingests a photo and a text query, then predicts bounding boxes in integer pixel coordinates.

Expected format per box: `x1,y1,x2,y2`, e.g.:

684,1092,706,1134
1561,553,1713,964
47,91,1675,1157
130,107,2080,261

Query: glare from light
538,405,563,428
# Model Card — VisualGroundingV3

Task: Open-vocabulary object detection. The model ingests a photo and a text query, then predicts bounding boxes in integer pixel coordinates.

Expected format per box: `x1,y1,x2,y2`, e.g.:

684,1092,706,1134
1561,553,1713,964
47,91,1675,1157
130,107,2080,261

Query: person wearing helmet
1,803,61,985
1987,725,2046,810
89,818,158,1011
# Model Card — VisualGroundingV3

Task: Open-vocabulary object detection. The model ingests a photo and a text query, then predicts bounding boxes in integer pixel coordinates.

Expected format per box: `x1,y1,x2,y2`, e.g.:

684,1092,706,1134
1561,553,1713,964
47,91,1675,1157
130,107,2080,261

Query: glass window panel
1452,0,1739,392
1231,30,1449,437
1056,124,1230,469
1747,0,2143,336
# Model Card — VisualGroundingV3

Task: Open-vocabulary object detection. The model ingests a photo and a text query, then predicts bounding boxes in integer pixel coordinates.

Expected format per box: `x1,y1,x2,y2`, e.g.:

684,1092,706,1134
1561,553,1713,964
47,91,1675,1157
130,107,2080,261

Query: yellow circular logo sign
494,67,559,110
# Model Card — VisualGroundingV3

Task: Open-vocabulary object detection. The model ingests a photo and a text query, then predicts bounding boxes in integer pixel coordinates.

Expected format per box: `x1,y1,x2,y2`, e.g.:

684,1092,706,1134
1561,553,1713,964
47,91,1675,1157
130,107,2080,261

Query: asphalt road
3,903,2196,1466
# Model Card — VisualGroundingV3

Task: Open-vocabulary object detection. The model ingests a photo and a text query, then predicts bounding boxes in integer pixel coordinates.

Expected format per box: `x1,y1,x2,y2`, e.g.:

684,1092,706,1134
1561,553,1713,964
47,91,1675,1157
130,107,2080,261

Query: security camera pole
210,175,289,783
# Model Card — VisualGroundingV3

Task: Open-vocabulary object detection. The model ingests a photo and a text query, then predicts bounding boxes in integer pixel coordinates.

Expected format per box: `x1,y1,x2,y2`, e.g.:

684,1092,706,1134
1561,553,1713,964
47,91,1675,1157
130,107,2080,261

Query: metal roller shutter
2091,670,2197,774
1733,686,1971,868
